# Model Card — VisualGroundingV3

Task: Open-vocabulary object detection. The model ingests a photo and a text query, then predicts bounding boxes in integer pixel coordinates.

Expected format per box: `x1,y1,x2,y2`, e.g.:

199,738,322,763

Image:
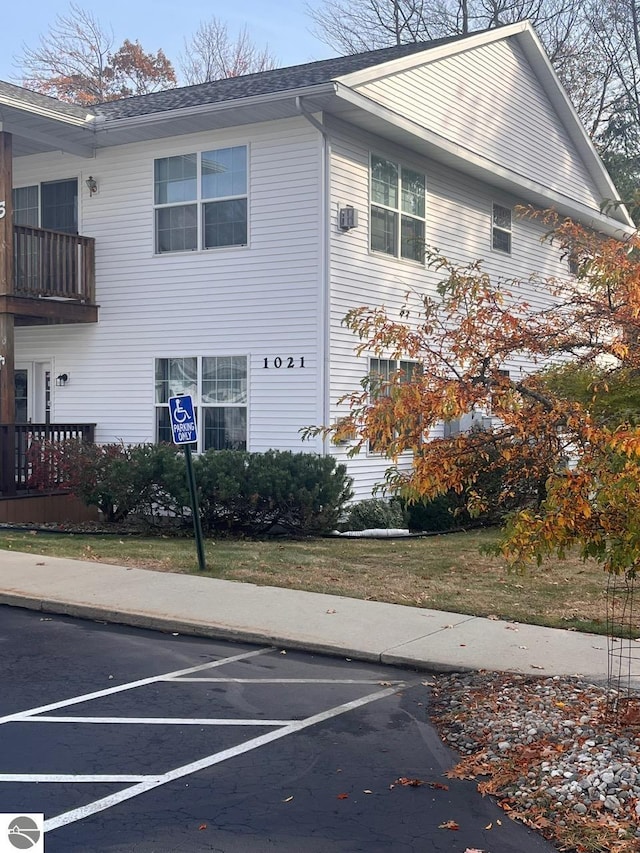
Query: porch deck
0,423,95,497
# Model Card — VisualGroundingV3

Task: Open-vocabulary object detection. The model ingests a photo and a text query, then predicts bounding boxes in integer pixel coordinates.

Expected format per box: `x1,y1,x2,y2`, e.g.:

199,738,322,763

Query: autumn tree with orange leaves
319,212,640,576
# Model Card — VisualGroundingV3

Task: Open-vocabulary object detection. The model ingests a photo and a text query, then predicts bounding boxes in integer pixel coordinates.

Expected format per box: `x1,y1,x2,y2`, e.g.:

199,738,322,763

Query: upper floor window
492,203,512,253
155,355,248,452
154,146,248,253
13,179,78,234
370,155,425,262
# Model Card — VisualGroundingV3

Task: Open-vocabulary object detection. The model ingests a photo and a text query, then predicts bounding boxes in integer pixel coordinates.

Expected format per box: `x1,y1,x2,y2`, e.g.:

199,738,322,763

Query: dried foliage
309,211,640,576
17,3,176,104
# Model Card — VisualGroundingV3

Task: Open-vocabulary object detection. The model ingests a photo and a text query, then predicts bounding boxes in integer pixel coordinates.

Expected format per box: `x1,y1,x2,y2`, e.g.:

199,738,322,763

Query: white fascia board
513,27,635,230
93,83,340,135
333,83,636,238
336,21,530,87
0,94,94,128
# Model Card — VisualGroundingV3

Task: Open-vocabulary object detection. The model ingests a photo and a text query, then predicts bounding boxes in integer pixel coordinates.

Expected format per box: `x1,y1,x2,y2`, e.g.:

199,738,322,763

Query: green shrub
404,492,470,532
339,498,407,531
27,439,188,524
194,449,353,536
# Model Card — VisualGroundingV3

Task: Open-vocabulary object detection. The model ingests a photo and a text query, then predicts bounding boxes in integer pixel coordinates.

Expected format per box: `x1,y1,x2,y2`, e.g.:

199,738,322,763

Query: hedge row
27,441,353,537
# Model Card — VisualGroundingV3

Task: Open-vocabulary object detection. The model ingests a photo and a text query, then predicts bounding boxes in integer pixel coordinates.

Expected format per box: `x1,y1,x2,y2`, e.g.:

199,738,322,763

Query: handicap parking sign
168,395,198,445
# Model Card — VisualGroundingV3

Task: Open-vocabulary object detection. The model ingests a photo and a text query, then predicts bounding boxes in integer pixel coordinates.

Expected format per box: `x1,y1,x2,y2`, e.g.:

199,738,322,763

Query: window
155,356,247,451
492,203,512,253
370,155,425,262
368,358,420,452
12,179,79,233
13,186,39,227
154,146,248,253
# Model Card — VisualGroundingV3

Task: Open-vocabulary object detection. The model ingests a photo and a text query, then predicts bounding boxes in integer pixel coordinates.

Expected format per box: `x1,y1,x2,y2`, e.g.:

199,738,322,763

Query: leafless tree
180,17,278,84
308,0,581,56
16,3,176,104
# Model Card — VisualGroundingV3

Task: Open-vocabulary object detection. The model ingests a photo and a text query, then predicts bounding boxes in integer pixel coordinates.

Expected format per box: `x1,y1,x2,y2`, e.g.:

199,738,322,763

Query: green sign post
168,394,206,572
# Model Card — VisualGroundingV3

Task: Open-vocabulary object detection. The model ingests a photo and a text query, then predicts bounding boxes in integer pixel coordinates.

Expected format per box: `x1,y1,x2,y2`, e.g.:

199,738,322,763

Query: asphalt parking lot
0,606,557,852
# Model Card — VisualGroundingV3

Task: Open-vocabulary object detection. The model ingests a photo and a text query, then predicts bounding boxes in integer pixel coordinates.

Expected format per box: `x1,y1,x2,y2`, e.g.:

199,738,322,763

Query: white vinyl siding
326,117,575,498
12,118,324,455
353,40,601,209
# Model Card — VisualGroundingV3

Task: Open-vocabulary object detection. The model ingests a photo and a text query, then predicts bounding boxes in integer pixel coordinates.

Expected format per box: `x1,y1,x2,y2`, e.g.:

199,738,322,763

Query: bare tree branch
180,17,278,84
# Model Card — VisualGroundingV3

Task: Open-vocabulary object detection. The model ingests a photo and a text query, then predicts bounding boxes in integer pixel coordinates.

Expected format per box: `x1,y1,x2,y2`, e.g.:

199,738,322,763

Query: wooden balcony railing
12,226,96,303
0,423,95,497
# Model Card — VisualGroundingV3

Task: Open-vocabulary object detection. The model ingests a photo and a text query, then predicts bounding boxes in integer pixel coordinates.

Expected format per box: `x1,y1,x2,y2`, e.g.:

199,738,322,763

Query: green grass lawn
0,527,619,635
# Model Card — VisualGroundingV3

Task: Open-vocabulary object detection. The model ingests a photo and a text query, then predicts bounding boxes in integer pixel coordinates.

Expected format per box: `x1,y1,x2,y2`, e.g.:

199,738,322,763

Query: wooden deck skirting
0,492,99,524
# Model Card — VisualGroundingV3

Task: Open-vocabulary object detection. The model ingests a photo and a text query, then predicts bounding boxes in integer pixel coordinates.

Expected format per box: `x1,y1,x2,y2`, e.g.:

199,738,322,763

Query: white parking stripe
28,717,294,726
43,685,398,833
0,648,271,725
168,678,404,684
0,775,160,783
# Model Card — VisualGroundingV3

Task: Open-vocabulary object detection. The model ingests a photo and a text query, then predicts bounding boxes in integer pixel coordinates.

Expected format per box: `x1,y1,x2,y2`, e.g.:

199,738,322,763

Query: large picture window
370,155,425,262
154,146,248,253
155,356,247,451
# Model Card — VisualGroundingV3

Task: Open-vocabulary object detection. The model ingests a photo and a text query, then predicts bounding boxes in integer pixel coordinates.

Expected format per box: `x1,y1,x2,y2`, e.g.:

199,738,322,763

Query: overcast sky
0,0,336,85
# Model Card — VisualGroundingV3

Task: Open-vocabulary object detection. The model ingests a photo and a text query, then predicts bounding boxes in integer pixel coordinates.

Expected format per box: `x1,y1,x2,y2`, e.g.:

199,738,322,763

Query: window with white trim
370,155,425,262
492,203,512,253
154,146,248,253
155,356,247,451
368,357,421,452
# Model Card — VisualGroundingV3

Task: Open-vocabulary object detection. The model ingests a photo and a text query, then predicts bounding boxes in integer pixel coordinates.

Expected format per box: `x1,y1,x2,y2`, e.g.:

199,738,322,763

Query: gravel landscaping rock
430,671,640,851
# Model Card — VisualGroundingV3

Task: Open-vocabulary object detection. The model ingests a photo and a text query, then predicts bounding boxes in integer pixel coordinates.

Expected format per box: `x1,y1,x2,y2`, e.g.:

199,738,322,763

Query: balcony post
0,130,15,424
0,130,13,296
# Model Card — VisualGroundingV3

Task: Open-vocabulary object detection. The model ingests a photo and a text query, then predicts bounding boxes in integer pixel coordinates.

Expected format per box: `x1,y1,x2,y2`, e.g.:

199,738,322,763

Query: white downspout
295,96,332,456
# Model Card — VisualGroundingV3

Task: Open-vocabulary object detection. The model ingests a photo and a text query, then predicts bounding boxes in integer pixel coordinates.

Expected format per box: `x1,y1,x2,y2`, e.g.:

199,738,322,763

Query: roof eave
93,82,340,134
330,84,635,238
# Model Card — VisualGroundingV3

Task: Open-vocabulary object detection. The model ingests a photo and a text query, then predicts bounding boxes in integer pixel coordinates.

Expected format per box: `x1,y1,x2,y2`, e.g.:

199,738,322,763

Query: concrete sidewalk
0,548,636,683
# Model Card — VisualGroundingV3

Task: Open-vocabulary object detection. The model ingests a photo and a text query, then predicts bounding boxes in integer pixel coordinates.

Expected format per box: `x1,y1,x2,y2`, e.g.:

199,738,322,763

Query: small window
370,155,426,262
155,356,247,452
154,146,248,253
12,186,39,227
492,203,512,254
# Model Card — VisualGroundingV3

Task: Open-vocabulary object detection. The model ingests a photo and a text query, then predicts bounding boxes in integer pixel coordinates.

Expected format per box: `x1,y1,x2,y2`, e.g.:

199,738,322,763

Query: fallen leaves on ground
337,793,349,800
431,672,640,853
390,777,449,790
438,820,460,830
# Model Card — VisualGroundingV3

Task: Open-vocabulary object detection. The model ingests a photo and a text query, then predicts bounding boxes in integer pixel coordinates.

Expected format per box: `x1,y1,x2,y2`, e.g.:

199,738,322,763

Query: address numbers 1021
263,357,305,369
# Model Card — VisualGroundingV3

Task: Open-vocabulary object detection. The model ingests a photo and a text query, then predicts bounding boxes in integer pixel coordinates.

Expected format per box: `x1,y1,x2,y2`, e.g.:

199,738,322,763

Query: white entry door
15,362,52,423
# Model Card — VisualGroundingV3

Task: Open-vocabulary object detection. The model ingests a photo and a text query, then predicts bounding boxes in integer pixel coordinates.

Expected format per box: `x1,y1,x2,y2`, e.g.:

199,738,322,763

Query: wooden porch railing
12,226,96,303
0,423,95,497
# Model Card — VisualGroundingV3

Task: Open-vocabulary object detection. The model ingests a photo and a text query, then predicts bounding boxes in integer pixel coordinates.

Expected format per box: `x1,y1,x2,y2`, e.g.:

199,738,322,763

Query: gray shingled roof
93,35,469,120
0,80,91,120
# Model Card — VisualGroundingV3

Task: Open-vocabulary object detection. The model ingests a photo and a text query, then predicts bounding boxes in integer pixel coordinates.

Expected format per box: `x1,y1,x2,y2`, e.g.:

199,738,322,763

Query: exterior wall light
56,373,69,386
85,176,98,195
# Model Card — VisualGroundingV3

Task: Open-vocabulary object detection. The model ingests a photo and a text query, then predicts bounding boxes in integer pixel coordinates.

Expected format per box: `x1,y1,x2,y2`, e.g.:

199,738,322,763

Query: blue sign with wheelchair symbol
168,395,198,445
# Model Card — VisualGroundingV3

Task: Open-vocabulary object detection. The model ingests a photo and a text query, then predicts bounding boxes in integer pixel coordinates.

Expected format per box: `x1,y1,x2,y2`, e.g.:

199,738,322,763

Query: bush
27,439,188,524
339,498,406,531
404,492,470,532
194,449,353,536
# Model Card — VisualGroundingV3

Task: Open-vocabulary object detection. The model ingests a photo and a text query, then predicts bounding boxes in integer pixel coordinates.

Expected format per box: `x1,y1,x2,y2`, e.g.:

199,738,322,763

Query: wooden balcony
0,226,97,325
0,422,95,497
